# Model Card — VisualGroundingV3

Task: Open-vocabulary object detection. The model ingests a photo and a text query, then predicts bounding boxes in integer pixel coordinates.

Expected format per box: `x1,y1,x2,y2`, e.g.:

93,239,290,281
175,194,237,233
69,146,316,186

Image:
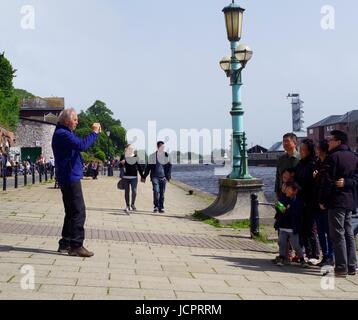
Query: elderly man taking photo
52,108,101,257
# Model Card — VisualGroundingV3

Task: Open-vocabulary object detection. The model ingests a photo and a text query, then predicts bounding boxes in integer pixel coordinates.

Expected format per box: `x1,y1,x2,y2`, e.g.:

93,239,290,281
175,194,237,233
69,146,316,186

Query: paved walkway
0,177,358,300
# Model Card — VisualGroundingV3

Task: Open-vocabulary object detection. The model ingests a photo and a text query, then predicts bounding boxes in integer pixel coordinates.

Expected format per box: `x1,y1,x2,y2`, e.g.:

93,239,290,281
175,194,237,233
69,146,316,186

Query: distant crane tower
287,93,304,133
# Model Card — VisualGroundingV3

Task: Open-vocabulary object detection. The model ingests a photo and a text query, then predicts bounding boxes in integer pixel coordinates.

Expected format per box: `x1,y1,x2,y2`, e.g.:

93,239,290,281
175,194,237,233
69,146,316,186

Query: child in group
273,168,295,262
274,181,308,267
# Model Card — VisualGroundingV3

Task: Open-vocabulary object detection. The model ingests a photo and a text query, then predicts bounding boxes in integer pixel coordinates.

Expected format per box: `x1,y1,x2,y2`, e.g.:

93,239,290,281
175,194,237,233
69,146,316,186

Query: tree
14,88,34,101
76,100,127,160
0,52,19,131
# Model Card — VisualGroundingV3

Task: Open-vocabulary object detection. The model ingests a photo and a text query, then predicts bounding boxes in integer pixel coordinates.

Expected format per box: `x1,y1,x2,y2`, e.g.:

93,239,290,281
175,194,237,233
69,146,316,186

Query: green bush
94,150,106,162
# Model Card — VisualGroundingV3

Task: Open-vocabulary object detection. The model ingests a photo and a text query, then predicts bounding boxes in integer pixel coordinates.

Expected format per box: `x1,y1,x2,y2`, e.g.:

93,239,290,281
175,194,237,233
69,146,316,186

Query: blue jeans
152,177,166,210
314,210,334,259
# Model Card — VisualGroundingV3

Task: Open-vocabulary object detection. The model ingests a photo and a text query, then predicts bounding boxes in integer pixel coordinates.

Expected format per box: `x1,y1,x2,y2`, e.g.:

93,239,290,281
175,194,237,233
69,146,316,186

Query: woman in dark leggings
314,140,334,266
295,139,320,261
120,145,144,213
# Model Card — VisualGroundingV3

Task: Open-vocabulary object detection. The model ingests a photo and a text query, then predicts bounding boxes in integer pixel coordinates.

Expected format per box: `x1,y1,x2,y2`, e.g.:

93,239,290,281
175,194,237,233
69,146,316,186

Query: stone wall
15,119,56,160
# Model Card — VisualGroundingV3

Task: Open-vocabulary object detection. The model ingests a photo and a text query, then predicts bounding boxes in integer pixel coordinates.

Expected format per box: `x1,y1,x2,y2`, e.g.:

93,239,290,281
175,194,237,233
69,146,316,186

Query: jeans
314,210,334,259
279,230,304,258
152,177,167,210
328,208,357,273
123,178,138,206
59,182,86,248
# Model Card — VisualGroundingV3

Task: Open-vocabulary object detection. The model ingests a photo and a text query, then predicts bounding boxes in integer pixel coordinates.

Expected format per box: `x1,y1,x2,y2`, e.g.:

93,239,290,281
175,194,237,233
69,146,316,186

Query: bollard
24,166,27,186
14,165,18,189
250,193,260,237
32,165,35,184
2,169,6,191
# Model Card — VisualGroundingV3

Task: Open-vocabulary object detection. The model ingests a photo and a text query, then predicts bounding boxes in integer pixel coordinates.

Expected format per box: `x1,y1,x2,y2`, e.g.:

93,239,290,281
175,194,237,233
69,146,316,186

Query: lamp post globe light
221,0,253,180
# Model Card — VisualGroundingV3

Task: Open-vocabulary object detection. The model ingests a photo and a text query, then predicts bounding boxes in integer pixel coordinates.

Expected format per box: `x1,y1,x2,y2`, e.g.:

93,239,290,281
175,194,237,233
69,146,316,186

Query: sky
0,0,357,152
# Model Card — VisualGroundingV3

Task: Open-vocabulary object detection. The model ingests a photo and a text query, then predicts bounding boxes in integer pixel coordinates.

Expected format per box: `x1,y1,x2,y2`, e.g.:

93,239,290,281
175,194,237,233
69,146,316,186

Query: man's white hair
58,108,76,125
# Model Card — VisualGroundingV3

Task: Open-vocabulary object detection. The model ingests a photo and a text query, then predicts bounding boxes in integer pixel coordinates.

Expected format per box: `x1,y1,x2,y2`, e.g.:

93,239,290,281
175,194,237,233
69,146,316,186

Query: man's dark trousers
59,182,86,248
328,208,357,273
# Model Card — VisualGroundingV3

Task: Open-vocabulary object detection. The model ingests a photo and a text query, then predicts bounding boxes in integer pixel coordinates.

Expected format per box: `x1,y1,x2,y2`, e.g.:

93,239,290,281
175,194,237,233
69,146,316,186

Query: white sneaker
308,258,320,266
125,206,131,214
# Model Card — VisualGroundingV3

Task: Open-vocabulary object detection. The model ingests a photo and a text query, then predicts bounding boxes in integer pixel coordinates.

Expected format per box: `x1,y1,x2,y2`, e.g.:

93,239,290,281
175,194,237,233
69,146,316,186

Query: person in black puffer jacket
295,139,320,260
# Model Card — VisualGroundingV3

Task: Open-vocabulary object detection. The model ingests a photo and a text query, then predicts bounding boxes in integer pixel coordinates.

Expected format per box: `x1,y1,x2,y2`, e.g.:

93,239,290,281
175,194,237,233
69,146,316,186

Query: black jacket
295,156,316,208
319,145,358,210
314,158,328,207
274,194,302,234
119,154,144,178
144,151,172,181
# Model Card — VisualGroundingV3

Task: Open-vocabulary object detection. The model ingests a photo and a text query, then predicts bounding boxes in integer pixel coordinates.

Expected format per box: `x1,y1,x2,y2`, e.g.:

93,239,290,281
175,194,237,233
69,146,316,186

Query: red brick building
307,110,358,151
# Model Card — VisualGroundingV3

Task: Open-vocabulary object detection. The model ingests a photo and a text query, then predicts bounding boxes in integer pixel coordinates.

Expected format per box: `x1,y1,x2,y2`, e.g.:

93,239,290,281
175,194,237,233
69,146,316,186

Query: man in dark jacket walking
143,141,172,213
320,130,358,277
52,108,100,257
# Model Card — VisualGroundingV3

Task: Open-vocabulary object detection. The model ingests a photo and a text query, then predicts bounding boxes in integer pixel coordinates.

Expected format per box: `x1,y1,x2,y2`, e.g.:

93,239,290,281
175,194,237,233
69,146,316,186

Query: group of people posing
274,131,358,277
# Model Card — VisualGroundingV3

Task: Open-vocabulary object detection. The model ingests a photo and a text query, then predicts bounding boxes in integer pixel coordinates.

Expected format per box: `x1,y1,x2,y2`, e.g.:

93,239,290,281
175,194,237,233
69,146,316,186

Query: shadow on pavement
87,207,193,220
0,245,64,256
194,254,322,277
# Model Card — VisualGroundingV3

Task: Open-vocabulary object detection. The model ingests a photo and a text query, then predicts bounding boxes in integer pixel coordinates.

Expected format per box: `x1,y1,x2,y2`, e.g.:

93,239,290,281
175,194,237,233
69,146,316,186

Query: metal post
24,166,27,186
250,193,260,237
224,35,252,180
2,167,6,191
14,165,18,189
32,165,35,184
228,40,242,179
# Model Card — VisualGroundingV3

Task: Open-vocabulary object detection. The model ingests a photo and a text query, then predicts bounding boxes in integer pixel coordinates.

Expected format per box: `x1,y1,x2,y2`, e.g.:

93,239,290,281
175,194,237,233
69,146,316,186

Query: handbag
117,179,125,190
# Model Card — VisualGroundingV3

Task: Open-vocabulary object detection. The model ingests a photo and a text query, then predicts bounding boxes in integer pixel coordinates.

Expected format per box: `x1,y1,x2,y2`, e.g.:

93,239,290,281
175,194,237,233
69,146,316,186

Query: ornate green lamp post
197,1,269,222
220,0,253,180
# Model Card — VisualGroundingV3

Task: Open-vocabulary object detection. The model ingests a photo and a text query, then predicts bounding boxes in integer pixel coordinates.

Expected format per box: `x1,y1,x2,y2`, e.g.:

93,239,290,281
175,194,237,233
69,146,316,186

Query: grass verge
192,211,275,244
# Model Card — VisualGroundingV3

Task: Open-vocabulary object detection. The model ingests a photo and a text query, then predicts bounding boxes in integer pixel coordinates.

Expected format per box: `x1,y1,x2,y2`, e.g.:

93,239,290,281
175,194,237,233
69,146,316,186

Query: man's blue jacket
52,124,98,187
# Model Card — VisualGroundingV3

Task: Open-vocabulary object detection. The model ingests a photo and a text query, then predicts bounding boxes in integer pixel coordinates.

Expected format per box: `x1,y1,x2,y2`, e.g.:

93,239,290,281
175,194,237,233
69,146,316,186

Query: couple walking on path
52,108,172,258
119,142,172,214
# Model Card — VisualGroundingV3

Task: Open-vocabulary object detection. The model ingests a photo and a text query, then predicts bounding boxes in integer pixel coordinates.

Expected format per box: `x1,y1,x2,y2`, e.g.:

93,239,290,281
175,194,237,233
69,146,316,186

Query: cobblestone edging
0,221,276,253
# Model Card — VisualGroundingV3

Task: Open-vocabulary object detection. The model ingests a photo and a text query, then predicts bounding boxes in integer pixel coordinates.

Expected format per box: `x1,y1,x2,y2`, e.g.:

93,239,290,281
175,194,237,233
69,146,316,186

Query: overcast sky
1,0,357,151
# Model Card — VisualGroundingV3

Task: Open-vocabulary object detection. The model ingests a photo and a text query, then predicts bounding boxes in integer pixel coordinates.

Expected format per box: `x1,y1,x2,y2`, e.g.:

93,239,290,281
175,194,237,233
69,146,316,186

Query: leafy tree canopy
0,52,19,131
76,100,127,160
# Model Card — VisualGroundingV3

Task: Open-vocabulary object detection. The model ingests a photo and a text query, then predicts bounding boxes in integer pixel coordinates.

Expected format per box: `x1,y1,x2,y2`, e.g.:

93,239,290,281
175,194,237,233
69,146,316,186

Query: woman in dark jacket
295,138,320,260
314,140,334,266
120,144,144,213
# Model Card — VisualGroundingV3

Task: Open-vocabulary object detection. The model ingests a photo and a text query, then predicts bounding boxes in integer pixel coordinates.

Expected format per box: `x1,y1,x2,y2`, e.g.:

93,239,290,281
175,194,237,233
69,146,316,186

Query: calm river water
171,164,276,202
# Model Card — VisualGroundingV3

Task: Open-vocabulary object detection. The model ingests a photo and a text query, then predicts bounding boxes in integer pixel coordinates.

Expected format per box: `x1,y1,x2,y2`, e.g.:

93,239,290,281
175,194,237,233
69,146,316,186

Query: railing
1,164,55,191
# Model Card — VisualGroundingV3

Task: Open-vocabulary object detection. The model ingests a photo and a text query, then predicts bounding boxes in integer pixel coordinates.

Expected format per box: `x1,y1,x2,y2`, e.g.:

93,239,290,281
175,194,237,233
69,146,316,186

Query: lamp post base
197,178,275,225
